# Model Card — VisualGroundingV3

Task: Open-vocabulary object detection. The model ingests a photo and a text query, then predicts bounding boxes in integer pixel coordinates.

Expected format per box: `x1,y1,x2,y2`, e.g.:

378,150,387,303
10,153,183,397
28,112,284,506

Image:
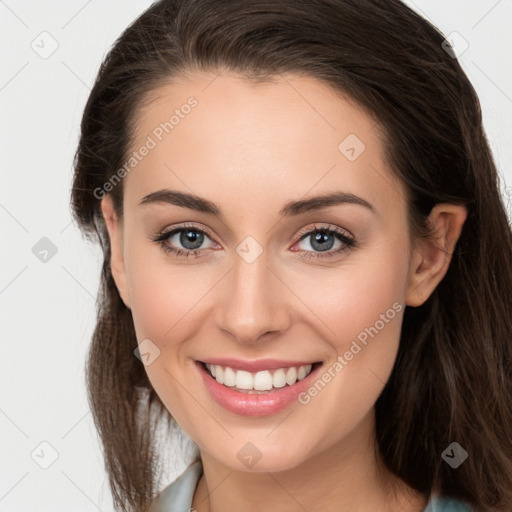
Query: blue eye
292,224,356,261
151,224,216,259
151,222,356,260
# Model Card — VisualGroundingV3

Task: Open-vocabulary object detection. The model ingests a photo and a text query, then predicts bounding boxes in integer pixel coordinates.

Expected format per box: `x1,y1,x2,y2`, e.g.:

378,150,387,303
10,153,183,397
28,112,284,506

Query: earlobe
100,195,131,309
405,203,467,307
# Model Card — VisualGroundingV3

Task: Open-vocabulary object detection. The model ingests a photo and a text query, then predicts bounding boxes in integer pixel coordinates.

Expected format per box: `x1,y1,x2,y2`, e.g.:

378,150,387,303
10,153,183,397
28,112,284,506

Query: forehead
122,71,405,217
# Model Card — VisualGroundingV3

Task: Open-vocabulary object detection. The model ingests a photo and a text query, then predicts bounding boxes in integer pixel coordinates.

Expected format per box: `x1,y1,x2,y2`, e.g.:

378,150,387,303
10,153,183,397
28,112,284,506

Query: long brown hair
70,1,512,510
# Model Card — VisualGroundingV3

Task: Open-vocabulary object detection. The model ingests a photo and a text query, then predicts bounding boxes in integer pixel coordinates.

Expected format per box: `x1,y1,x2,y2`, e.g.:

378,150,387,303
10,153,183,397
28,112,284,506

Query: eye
150,223,219,259
291,223,356,260
150,222,356,261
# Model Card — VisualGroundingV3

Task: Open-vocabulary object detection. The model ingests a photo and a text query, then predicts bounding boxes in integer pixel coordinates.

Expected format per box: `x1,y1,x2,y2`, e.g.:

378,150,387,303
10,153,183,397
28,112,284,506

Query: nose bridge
216,239,290,343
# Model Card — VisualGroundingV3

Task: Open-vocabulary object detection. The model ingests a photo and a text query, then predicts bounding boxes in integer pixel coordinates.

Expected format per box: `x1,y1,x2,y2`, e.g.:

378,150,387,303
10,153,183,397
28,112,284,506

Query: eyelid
149,222,220,258
294,223,354,244
290,223,356,260
157,222,218,243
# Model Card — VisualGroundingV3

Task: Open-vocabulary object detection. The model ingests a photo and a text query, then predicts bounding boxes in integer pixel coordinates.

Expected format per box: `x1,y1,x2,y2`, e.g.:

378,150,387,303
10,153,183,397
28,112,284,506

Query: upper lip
198,358,321,373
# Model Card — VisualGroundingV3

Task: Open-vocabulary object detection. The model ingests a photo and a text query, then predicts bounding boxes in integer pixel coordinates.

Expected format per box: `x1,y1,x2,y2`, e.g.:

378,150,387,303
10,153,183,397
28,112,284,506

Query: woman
70,0,512,511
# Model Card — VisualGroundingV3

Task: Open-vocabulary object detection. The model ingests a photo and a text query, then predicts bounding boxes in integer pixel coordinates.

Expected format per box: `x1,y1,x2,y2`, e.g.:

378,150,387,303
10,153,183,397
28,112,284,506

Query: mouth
195,358,324,416
199,361,323,394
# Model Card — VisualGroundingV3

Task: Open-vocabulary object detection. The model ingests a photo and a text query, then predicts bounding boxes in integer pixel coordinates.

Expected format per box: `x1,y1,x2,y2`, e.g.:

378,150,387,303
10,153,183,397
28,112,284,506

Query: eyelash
150,222,356,261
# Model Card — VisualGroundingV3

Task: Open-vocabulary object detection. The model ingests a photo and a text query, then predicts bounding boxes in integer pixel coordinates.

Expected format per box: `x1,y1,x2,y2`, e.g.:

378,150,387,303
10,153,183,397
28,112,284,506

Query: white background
1,1,511,510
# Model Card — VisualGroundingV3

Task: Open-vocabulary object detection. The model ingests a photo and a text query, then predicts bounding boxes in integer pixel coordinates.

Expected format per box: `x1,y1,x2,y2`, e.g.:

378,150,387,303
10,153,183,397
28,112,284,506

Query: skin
100,71,467,512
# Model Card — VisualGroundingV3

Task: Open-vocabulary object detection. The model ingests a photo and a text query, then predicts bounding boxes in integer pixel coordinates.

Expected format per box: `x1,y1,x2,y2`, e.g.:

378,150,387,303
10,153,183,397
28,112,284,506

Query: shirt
149,460,473,512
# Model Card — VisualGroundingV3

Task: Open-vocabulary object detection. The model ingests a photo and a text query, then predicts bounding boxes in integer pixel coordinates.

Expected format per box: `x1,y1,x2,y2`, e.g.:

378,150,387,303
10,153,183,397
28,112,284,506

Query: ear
100,194,131,309
405,203,467,307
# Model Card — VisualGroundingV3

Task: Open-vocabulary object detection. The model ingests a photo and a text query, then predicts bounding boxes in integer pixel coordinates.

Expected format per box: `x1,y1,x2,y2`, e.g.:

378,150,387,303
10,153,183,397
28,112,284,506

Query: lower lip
196,361,323,417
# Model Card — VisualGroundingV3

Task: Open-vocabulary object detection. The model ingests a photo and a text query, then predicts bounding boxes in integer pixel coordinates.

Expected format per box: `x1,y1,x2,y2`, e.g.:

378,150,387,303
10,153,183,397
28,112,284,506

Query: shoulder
149,459,203,512
422,496,473,512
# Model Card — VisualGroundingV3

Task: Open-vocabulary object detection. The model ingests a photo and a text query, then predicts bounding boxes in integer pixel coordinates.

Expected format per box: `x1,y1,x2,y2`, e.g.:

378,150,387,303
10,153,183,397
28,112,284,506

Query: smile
205,363,314,393
196,359,324,416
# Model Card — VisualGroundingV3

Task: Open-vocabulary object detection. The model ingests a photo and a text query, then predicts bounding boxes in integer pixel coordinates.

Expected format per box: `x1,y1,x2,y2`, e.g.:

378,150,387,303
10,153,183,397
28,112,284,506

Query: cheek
124,248,210,424
283,237,410,355
124,237,209,343
331,259,407,350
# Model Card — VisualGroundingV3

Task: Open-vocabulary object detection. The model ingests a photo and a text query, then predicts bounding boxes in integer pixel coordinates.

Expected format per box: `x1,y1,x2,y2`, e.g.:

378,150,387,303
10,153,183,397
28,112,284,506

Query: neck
191,411,427,512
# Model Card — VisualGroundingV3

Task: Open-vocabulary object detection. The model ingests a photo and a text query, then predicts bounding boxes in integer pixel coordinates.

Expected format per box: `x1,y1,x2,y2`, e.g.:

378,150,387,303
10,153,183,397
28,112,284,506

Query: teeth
285,366,297,385
235,370,253,390
297,366,308,380
223,366,236,387
253,370,273,391
273,369,287,388
205,363,314,392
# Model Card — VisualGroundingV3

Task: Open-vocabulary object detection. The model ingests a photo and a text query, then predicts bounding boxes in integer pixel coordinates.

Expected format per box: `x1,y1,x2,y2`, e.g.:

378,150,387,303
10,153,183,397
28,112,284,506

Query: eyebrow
138,189,376,216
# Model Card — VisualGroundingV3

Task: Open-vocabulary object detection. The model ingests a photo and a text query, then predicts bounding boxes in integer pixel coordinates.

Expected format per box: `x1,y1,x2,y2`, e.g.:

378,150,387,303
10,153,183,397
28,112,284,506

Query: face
100,71,460,473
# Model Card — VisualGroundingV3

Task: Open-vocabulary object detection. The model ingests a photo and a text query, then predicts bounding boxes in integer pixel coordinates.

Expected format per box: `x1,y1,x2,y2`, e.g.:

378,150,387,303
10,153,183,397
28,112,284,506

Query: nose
215,246,292,345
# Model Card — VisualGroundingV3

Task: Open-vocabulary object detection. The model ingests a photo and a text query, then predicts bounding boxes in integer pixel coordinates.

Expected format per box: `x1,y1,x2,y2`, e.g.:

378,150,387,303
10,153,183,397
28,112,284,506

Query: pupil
311,231,334,252
180,230,203,250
